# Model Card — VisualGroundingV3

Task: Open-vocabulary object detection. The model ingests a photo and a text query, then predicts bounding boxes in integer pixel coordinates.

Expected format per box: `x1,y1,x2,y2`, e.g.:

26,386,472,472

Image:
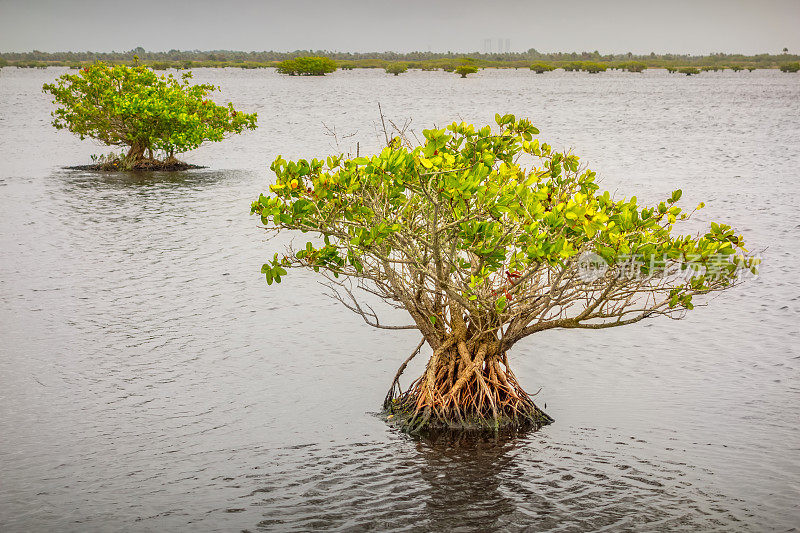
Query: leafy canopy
276,57,337,76
530,62,555,73
617,61,647,72
42,62,257,155
385,63,409,76
455,65,478,77
251,115,756,349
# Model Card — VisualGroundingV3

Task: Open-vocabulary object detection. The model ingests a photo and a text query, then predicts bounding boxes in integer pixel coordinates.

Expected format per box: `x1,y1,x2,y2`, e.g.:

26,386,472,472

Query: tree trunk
385,336,553,434
125,142,147,166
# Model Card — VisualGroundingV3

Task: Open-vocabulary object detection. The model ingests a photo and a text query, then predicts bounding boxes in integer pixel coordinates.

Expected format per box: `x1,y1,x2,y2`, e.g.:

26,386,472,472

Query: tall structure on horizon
484,38,511,53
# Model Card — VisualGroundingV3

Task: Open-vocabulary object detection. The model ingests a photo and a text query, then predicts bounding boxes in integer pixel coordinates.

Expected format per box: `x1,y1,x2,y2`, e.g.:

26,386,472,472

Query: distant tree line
1,47,797,71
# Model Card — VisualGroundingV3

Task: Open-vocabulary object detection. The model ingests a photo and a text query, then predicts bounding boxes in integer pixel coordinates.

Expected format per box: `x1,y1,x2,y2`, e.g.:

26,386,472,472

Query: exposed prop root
383,337,425,409
385,341,553,435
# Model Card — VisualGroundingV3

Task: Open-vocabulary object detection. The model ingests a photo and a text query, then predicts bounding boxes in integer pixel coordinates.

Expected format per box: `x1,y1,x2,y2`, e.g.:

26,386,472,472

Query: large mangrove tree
251,115,757,434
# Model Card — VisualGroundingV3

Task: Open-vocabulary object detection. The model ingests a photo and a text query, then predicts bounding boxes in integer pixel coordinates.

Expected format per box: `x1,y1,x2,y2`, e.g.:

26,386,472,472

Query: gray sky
1,0,798,55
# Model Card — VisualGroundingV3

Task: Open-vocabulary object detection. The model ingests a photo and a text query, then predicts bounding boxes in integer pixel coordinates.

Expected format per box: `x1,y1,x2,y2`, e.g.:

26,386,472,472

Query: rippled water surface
1,67,798,531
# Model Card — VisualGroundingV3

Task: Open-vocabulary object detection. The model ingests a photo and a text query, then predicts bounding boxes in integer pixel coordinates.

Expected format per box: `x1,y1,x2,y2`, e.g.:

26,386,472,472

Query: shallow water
0,67,798,531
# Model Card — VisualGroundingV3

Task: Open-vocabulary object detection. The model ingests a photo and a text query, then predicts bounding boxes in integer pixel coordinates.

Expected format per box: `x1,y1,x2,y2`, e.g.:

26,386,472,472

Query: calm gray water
0,67,798,532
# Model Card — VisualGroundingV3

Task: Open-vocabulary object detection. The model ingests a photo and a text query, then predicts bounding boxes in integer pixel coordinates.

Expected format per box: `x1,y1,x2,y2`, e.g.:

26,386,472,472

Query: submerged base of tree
384,403,553,437
66,157,205,172
383,339,554,436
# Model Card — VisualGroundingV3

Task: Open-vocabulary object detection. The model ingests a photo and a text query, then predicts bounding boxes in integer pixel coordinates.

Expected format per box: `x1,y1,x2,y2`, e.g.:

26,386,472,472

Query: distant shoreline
1,63,793,73
1,49,798,72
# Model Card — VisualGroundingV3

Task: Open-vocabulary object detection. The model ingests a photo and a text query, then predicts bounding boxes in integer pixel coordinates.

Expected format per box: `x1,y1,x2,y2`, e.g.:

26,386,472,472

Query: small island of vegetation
42,61,257,170
617,61,646,72
385,63,408,76
455,65,478,78
276,56,337,76
529,62,555,73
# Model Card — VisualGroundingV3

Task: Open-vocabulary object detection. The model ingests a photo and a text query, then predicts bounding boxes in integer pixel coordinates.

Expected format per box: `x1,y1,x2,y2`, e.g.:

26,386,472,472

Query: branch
321,279,419,331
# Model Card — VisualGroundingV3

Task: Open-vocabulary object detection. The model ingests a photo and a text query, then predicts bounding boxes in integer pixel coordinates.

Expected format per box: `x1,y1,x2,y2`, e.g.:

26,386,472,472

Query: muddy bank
65,160,206,171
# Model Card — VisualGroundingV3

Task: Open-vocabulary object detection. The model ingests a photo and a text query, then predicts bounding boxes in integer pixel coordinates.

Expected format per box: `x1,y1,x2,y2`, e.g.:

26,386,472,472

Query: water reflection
240,429,745,532
414,438,529,531
53,168,233,190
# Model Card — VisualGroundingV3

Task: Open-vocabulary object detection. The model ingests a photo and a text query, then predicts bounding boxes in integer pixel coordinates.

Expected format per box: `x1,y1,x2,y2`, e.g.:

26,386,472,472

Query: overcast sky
1,0,797,55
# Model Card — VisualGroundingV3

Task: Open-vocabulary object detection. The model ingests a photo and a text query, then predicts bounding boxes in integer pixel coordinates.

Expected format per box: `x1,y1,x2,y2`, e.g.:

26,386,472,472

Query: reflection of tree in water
407,429,742,532
54,168,234,192
243,430,744,532
51,168,247,225
413,434,558,531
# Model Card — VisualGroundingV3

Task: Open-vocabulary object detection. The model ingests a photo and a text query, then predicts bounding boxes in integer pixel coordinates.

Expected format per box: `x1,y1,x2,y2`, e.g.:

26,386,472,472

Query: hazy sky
1,0,798,55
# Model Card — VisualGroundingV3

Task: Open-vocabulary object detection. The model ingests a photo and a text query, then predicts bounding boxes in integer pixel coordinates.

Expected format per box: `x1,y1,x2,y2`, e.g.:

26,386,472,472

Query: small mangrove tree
276,56,337,76
530,62,555,73
385,63,409,76
455,65,478,78
42,62,257,170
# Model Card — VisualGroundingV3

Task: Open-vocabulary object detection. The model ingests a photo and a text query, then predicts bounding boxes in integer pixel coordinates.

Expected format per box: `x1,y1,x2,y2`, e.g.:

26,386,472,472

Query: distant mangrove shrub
455,65,478,78
581,62,607,73
563,61,607,73
276,56,337,76
618,61,646,72
529,62,555,73
232,61,266,69
678,67,700,76
385,63,408,76
780,62,800,72
15,61,48,69
42,62,257,170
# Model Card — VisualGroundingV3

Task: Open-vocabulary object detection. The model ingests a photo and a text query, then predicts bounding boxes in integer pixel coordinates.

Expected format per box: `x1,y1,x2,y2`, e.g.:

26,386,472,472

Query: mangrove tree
42,62,257,170
251,115,757,435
